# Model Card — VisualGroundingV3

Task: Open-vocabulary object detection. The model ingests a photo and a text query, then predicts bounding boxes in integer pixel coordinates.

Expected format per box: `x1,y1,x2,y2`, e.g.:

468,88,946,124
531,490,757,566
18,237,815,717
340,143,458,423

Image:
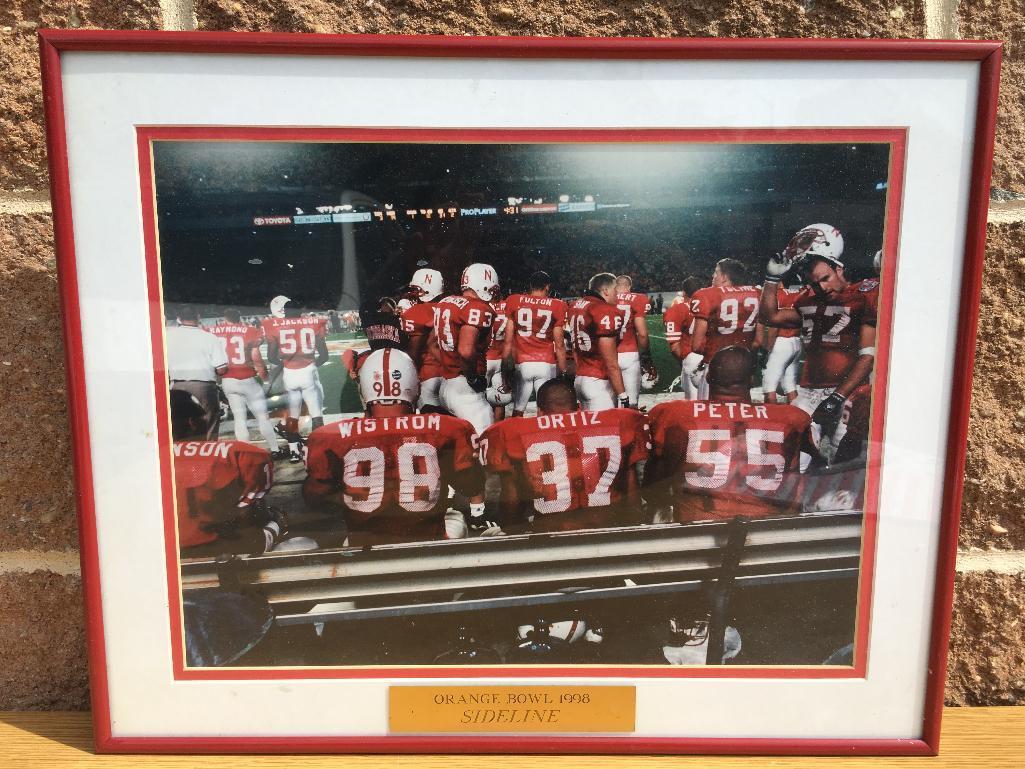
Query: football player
208,308,283,456
614,275,656,407
502,270,569,417
567,272,629,410
303,349,485,546
647,346,811,522
663,275,704,399
486,293,509,422
682,259,761,400
480,377,649,533
759,223,878,462
170,389,286,557
399,268,446,412
262,296,329,462
434,263,501,433
760,284,804,404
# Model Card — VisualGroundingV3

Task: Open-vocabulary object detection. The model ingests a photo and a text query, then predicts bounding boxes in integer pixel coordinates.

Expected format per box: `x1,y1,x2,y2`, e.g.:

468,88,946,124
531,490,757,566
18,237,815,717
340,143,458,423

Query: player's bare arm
456,323,481,380
501,318,516,380
690,317,709,357
314,336,329,366
634,314,652,361
552,324,568,374
266,337,281,366
835,324,876,399
405,326,428,368
758,281,801,327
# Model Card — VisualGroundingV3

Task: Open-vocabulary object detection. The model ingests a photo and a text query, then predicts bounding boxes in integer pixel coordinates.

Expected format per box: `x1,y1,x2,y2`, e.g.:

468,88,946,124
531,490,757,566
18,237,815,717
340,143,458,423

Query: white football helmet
873,249,882,276
358,349,420,407
409,268,444,302
460,263,500,302
784,223,844,267
269,295,291,318
641,366,659,390
517,619,592,645
485,370,513,407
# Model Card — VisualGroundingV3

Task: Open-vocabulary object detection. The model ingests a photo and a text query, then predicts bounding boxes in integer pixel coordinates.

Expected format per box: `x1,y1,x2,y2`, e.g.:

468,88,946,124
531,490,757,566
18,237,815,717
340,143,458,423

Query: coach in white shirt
166,305,228,440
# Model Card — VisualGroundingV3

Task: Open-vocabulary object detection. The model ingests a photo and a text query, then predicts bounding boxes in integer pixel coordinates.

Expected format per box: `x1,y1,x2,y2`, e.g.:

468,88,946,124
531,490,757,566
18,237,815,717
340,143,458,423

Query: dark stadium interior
152,140,891,313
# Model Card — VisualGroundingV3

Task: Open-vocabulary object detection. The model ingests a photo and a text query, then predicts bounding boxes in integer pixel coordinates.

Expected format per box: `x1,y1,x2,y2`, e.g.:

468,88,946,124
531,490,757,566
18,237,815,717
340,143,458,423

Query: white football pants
283,363,324,419
221,376,280,448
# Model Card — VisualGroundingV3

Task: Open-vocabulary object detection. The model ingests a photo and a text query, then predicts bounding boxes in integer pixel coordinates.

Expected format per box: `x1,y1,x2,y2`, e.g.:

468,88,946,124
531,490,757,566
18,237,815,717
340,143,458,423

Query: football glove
764,252,794,282
465,373,488,393
468,503,501,534
812,391,846,428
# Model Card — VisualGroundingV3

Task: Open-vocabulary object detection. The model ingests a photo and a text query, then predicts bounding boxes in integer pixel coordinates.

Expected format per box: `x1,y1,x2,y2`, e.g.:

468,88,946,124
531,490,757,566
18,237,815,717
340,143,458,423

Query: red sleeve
663,304,688,341
633,294,650,316
260,318,274,338
245,326,262,349
302,430,338,507
480,423,513,473
316,317,328,337
401,303,431,333
504,294,520,319
448,418,480,472
591,303,621,337
647,404,669,458
233,445,273,508
862,283,879,326
691,287,716,321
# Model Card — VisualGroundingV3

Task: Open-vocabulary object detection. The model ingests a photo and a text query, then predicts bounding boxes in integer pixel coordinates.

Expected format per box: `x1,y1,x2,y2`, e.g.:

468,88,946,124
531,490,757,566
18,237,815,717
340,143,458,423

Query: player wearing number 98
683,259,761,401
759,224,878,463
303,349,484,546
435,263,500,434
479,377,650,533
645,346,811,523
262,296,329,461
568,272,628,410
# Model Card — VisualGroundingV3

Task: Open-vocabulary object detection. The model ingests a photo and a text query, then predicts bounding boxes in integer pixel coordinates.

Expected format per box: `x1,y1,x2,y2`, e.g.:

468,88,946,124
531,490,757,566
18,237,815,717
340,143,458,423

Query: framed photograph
40,30,999,754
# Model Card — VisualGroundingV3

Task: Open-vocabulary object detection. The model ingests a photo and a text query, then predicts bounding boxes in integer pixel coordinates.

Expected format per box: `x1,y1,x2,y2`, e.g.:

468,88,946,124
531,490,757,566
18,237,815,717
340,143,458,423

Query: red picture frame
39,30,1001,755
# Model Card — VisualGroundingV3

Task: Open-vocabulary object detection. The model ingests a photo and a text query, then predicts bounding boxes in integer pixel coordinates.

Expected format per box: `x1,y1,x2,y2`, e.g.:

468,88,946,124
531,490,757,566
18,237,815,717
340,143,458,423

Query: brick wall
1,0,1022,709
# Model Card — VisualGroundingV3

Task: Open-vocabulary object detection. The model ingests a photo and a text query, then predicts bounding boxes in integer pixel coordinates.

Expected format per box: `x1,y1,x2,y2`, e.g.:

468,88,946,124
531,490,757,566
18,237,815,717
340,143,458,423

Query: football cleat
460,263,500,302
357,348,420,407
409,268,444,302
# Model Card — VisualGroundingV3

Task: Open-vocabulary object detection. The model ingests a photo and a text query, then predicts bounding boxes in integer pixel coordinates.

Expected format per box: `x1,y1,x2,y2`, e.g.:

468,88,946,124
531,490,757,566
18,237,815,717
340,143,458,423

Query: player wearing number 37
303,349,484,546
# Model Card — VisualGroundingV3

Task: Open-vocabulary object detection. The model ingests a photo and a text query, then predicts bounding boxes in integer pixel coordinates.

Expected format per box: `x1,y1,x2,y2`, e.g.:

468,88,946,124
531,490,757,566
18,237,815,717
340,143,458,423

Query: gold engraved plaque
389,685,636,733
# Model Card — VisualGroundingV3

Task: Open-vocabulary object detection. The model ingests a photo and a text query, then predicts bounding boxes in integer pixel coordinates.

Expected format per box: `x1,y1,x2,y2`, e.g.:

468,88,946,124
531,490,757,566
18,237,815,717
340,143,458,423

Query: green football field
320,317,681,416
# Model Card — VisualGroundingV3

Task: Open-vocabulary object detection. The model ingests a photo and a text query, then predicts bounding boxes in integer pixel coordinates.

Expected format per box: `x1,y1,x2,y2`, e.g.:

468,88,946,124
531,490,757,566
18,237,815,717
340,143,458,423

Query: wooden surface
1,708,1024,767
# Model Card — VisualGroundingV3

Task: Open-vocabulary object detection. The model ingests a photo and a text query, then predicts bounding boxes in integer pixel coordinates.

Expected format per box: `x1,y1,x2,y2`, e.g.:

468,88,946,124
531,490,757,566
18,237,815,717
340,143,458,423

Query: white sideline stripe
956,550,1025,576
0,550,81,577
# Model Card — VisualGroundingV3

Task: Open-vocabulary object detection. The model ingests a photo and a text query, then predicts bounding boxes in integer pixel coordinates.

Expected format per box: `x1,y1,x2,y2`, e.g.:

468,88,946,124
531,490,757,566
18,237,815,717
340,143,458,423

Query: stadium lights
559,194,570,203
584,195,594,202
248,258,263,265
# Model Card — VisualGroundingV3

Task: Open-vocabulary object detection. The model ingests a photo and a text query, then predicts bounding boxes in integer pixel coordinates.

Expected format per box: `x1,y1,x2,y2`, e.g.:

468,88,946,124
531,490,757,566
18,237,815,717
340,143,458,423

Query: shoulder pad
859,279,879,292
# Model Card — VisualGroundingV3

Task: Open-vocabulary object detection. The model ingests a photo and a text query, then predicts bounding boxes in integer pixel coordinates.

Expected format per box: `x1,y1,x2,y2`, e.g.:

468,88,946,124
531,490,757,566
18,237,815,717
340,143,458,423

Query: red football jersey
794,279,879,388
304,413,479,545
568,295,623,379
400,301,444,381
487,299,509,361
261,316,327,369
614,292,651,353
690,284,761,360
663,301,694,357
481,409,649,532
173,440,273,548
505,293,568,364
776,286,802,339
648,398,811,522
207,322,264,380
433,295,495,379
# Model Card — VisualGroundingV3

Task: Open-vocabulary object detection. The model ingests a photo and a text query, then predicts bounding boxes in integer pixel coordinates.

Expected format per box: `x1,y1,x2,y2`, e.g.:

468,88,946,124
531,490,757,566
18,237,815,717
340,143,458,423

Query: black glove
618,394,633,409
466,374,487,393
812,392,846,427
755,347,769,370
468,506,501,533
